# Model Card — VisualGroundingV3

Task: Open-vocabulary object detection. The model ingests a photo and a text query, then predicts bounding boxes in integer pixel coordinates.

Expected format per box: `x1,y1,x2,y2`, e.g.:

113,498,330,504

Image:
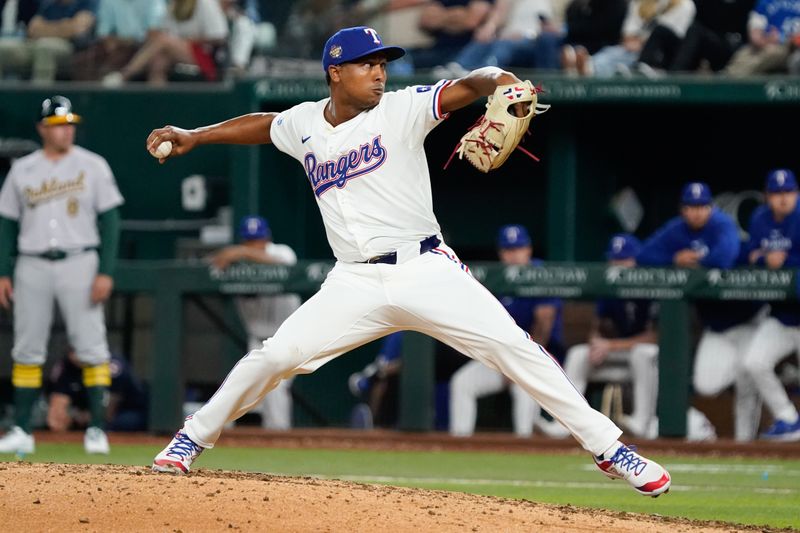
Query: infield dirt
0,462,789,533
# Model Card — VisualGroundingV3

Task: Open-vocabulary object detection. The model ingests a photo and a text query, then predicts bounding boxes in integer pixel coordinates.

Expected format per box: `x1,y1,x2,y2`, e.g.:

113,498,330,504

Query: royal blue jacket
637,208,740,268
637,208,761,331
745,203,800,325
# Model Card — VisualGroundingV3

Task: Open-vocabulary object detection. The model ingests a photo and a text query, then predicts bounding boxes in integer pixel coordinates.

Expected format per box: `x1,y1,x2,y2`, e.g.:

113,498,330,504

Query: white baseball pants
245,336,294,430
693,321,763,441
563,343,659,435
742,317,800,423
12,252,109,366
185,243,622,455
449,359,541,437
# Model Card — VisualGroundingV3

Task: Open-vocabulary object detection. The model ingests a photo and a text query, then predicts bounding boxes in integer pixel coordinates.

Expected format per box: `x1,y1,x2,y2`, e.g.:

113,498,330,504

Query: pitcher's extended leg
391,248,670,496
394,249,621,455
185,264,396,447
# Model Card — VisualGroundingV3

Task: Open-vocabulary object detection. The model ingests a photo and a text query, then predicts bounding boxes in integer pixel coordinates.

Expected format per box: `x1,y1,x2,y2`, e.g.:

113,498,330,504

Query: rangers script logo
304,135,387,197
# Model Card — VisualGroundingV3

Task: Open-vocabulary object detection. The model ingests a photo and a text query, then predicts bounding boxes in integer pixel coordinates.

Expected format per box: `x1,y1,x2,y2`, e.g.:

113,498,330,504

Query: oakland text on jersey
304,135,387,197
24,173,86,207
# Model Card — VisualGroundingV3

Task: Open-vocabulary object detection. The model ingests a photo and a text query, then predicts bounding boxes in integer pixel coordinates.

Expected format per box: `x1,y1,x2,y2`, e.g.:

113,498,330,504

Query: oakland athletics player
210,215,301,430
148,26,671,497
0,96,124,455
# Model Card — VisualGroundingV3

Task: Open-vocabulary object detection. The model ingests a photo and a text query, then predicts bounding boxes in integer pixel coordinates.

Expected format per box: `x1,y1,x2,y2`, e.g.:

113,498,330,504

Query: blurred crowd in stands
1,0,800,85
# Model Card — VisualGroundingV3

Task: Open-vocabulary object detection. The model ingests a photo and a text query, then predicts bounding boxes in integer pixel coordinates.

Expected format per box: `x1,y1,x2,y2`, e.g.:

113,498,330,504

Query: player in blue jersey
449,224,565,438
560,234,660,439
741,169,800,441
638,182,766,441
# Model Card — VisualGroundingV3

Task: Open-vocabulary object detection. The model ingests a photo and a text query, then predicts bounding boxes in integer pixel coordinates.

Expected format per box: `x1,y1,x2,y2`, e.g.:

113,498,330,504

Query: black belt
359,235,441,265
26,247,96,261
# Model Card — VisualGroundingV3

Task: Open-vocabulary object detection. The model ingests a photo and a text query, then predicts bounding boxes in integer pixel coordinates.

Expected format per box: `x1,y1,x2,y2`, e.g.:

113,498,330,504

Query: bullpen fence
114,260,798,436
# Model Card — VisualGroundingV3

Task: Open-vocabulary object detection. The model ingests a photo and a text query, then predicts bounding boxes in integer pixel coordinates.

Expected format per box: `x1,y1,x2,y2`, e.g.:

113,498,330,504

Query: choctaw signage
603,266,693,300
698,268,796,301
189,262,796,301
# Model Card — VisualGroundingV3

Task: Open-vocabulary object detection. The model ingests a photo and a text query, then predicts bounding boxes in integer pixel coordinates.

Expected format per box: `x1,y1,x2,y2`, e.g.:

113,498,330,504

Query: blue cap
322,26,405,72
766,169,798,193
239,216,271,240
497,224,532,249
605,233,641,260
681,182,712,206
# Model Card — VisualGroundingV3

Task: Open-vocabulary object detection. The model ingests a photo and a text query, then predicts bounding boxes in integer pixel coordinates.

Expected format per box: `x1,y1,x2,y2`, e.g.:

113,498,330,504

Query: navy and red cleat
152,430,204,475
594,444,671,497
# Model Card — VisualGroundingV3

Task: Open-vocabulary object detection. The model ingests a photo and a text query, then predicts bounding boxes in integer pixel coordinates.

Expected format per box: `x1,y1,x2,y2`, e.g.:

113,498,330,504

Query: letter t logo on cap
364,28,381,44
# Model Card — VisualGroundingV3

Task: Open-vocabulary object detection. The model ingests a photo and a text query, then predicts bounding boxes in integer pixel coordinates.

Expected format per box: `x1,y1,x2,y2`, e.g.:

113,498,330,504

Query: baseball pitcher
146,26,671,497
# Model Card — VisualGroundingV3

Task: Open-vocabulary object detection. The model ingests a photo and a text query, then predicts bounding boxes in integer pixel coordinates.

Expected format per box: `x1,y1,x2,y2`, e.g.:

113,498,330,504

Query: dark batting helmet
40,95,81,126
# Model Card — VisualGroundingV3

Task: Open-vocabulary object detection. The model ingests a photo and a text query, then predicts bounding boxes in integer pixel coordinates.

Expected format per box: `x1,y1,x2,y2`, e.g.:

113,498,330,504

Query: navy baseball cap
322,26,405,72
681,182,712,206
605,233,641,260
239,216,271,240
766,169,798,192
497,224,532,249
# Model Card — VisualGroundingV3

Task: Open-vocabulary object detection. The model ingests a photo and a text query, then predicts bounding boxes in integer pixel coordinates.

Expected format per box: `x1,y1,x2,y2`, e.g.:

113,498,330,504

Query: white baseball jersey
269,80,451,263
0,146,124,254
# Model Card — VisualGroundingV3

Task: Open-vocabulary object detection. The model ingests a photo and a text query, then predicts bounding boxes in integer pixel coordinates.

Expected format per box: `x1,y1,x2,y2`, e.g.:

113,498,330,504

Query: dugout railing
114,260,799,436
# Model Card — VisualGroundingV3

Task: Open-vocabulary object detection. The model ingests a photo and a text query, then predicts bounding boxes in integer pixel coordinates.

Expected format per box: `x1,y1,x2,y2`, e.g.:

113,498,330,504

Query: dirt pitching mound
0,463,778,532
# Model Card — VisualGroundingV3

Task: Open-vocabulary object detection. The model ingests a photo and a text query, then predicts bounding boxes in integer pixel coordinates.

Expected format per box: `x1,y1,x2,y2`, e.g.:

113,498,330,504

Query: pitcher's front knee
247,337,306,379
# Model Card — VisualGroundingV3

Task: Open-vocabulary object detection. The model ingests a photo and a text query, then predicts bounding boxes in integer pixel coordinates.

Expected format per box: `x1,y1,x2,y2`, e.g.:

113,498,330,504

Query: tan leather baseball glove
446,80,550,173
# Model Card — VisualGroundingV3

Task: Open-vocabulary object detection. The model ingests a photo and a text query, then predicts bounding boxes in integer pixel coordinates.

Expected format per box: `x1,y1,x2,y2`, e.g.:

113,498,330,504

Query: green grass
3,444,799,529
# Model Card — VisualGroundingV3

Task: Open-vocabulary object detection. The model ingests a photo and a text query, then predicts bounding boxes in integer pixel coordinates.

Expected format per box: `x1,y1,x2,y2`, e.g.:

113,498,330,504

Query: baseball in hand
151,141,172,159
